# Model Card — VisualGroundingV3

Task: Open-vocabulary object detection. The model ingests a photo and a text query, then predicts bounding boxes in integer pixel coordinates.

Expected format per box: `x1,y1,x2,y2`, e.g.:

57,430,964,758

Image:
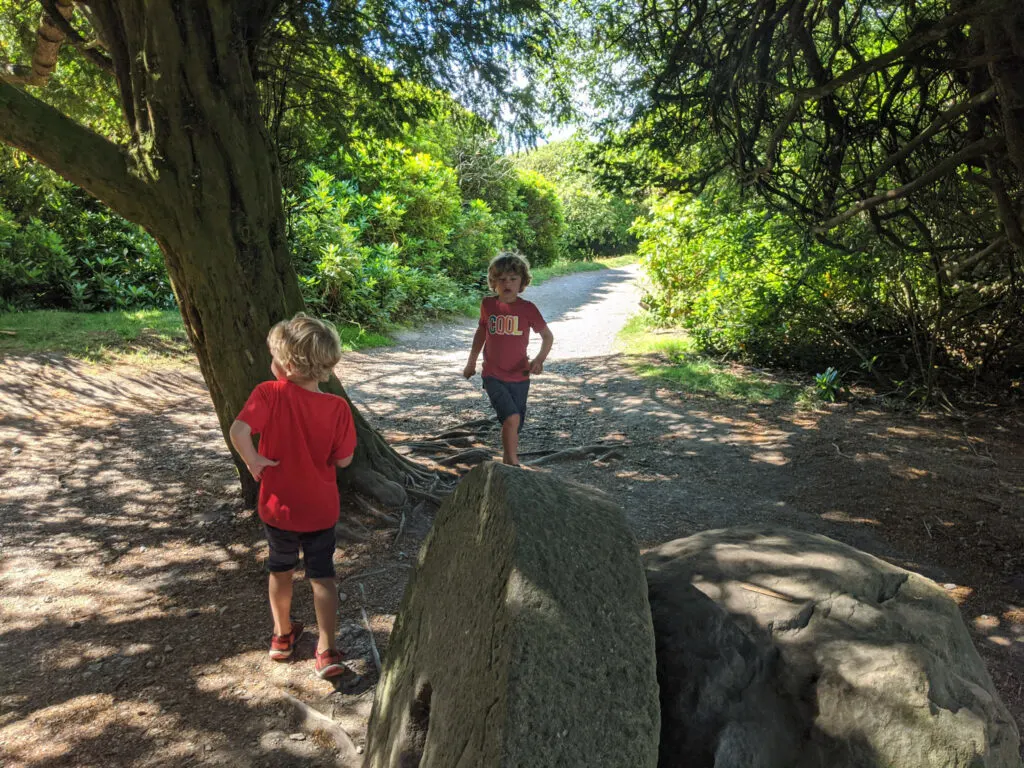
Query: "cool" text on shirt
488,315,523,336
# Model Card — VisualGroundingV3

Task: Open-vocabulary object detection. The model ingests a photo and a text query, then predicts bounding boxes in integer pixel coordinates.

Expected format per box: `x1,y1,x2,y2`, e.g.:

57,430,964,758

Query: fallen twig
923,519,933,539
832,442,853,459
738,581,798,603
339,565,411,581
961,429,997,465
358,583,383,676
0,330,16,336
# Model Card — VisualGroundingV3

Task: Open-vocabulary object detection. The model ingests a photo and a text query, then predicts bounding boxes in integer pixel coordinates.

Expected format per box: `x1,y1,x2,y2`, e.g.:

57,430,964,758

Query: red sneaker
269,621,304,660
314,648,346,679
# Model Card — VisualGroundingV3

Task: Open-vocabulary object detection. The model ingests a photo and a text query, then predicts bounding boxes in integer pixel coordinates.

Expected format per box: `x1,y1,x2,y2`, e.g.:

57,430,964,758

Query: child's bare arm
229,419,279,480
529,327,554,374
336,453,354,468
463,325,486,378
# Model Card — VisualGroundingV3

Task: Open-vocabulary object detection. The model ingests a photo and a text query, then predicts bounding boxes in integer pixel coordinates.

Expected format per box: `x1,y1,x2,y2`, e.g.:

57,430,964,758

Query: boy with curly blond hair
463,250,554,465
230,312,356,679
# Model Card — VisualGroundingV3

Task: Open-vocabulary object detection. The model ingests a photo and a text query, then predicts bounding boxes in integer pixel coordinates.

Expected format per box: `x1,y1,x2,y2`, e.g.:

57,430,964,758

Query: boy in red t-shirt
463,250,554,465
229,313,356,679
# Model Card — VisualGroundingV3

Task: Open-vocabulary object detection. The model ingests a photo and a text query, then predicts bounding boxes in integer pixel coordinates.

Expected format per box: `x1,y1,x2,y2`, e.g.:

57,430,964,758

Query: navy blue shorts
263,523,336,579
482,377,530,432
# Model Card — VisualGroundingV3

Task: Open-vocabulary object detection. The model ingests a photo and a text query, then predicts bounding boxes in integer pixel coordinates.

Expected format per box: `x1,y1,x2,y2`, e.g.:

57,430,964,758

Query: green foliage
633,193,910,370
0,148,172,312
617,315,801,404
505,169,565,268
568,0,1024,394
514,140,642,259
0,309,390,362
287,161,494,328
813,367,842,402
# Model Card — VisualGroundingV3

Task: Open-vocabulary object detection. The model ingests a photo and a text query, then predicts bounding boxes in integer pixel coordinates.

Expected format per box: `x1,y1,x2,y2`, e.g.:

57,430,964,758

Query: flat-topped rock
364,462,660,768
645,526,1022,768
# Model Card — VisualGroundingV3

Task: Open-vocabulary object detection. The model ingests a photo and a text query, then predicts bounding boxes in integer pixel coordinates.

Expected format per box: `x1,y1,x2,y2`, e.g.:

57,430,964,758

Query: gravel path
340,264,644,416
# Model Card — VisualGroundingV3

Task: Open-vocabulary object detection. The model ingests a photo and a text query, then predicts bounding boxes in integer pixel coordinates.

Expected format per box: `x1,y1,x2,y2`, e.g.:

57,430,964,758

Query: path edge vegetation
0,258,635,363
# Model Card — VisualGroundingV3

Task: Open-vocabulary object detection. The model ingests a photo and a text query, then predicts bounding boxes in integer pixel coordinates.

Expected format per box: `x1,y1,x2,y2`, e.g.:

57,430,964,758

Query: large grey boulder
645,526,1022,768
363,462,660,768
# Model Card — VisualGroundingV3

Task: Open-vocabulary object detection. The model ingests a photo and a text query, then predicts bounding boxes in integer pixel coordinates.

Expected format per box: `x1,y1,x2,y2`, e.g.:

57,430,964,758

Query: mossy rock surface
364,462,660,768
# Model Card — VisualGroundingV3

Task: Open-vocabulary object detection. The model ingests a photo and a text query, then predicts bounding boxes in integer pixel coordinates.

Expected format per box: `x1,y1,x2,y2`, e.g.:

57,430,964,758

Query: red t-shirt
479,296,547,382
236,380,356,532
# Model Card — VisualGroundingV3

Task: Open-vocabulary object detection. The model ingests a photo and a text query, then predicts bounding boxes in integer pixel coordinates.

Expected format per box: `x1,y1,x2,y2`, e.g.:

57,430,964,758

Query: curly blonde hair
267,312,342,382
487,250,532,292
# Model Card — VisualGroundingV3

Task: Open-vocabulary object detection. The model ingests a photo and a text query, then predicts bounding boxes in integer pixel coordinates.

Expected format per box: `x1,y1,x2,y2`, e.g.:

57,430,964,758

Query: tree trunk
0,0,427,507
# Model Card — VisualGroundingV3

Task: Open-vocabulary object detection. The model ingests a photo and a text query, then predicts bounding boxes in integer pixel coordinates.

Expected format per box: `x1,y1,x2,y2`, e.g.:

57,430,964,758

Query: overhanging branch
38,0,115,74
863,86,997,187
813,136,1002,233
0,80,160,229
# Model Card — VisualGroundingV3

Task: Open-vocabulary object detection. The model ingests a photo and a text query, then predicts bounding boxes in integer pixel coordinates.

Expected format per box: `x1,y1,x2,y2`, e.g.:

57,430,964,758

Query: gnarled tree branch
0,79,160,228
814,136,1002,233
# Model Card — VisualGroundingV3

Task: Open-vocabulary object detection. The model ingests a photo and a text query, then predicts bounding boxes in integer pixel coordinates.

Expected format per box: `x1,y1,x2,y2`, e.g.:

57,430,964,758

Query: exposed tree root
406,487,446,506
276,688,359,763
397,437,475,451
335,521,370,542
393,508,407,550
438,418,494,436
438,448,493,466
351,494,399,526
358,583,383,676
524,443,631,467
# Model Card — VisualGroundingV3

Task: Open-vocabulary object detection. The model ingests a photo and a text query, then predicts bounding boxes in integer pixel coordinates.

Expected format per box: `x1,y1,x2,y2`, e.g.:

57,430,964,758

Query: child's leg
310,577,339,653
264,523,301,636
302,527,339,654
501,413,521,465
483,377,529,466
268,570,295,636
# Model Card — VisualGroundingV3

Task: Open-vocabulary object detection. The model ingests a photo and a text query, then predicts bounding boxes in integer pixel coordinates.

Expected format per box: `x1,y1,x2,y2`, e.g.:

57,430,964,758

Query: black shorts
482,376,530,432
263,523,336,579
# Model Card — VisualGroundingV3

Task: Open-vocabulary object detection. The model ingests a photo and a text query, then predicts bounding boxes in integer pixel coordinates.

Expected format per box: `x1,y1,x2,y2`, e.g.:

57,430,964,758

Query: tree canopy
0,0,566,504
567,0,1024,393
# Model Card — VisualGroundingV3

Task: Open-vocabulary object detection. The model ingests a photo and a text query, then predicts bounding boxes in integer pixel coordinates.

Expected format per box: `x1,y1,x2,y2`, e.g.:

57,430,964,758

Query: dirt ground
1,303,1022,765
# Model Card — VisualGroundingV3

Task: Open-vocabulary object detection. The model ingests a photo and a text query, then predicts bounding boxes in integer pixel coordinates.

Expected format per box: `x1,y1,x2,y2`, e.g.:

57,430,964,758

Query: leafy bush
288,164,494,327
514,140,642,259
814,367,842,402
505,169,565,268
633,193,903,369
0,147,173,312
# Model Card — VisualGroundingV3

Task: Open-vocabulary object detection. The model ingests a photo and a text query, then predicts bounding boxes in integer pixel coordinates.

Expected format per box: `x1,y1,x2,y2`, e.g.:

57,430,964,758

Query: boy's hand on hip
463,362,476,378
246,454,279,480
528,358,544,375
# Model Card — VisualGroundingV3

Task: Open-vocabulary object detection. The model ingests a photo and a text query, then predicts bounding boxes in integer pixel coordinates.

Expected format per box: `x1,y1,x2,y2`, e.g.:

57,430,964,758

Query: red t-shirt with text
479,296,547,382
236,380,356,532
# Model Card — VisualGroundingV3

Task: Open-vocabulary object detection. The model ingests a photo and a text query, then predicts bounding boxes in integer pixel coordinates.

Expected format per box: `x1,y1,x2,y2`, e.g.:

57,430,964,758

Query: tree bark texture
0,0,422,507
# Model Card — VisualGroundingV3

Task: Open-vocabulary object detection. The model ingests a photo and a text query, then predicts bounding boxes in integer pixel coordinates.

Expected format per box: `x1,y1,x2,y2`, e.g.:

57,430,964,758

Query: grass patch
0,309,392,364
531,254,638,285
531,259,606,285
617,315,802,404
596,253,639,268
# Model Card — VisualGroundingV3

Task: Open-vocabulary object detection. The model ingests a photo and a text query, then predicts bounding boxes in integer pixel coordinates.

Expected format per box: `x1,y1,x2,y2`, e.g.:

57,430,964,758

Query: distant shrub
514,140,643,260
504,169,565,268
0,148,172,312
